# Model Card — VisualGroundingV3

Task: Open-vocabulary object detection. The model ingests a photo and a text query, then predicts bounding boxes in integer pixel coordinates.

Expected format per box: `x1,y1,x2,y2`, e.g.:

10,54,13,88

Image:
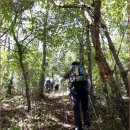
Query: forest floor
1,91,121,130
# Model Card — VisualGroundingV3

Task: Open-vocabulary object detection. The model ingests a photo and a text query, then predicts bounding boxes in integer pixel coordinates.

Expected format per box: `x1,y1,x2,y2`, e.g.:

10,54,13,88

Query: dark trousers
70,82,90,129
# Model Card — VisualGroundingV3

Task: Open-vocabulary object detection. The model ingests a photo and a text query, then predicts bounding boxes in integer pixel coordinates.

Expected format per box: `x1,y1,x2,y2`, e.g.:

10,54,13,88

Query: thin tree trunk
18,43,31,112
7,75,13,96
39,42,46,98
85,20,96,104
86,23,92,81
39,1,49,98
77,34,85,64
13,32,31,112
7,38,14,96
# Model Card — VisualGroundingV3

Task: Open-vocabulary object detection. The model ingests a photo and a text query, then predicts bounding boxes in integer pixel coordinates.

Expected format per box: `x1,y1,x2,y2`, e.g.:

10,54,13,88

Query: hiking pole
63,91,68,123
88,95,102,130
61,82,68,124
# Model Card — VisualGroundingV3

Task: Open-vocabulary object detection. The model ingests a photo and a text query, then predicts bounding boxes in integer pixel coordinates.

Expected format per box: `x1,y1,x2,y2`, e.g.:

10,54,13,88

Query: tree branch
0,30,8,38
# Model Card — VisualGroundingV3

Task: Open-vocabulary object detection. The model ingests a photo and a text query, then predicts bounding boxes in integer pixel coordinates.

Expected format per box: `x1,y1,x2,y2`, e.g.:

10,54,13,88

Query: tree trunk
100,21,128,95
39,1,49,98
89,1,128,129
85,20,96,104
13,32,31,112
18,43,31,112
99,71,110,112
7,75,13,96
39,42,46,98
77,34,85,64
86,23,92,81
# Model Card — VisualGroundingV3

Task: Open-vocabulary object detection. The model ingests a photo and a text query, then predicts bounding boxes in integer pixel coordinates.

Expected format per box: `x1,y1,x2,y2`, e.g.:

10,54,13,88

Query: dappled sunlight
1,93,121,130
1,94,74,130
48,91,70,97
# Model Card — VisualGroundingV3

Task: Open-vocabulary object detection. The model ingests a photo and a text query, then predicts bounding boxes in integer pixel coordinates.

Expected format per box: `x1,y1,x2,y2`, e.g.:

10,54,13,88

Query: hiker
60,61,91,130
45,80,53,93
54,84,59,92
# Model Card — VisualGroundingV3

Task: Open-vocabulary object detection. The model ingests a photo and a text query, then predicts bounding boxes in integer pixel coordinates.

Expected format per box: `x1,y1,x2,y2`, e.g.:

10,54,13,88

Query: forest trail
38,92,75,130
2,92,100,130
2,92,75,130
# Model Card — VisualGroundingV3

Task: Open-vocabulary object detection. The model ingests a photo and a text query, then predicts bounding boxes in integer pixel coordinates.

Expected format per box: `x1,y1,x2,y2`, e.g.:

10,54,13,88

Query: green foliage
1,4,12,23
0,0,129,129
1,0,128,91
10,122,21,130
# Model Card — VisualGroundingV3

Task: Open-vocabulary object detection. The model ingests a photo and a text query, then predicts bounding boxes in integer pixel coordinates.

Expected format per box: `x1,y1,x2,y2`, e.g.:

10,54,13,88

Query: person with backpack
45,80,52,93
60,61,91,130
54,84,59,92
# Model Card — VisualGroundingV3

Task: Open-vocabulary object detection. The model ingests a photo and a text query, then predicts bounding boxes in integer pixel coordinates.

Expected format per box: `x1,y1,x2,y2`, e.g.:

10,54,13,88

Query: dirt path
32,93,99,130
41,93,75,130
1,93,75,130
2,92,100,130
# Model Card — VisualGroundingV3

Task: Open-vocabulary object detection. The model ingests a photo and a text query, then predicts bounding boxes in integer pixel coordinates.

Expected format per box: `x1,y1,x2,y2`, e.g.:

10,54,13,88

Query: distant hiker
45,80,53,93
60,61,91,130
54,84,59,92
